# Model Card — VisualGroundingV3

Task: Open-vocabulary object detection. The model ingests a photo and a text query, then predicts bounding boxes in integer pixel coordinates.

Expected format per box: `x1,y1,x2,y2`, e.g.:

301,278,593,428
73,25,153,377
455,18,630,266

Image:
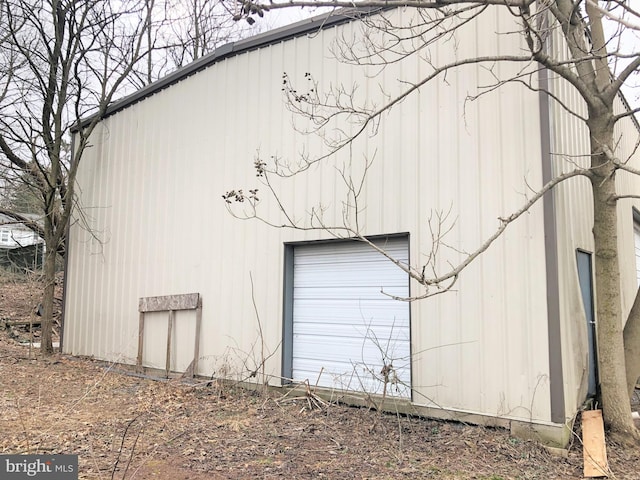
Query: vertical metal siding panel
236,51,252,347
85,126,103,358
455,13,487,410
411,14,442,405
613,106,640,315
442,35,465,411
142,311,167,369
105,115,122,359
145,96,171,363
260,39,285,354
314,28,344,235
136,101,158,364
508,60,549,421
65,7,552,422
548,40,595,416
140,102,157,301
196,59,225,376
105,118,119,359
89,124,110,358
63,208,77,352
172,310,197,371
116,113,137,358
66,128,100,355
547,28,640,417
125,107,149,359
64,140,80,353
501,73,531,413
194,61,219,375
100,115,123,360
474,17,508,416
79,134,102,356
228,53,248,351
410,7,546,421
457,12,505,410
264,42,288,366
76,138,94,356
163,91,179,295
128,104,154,361
87,125,109,356
77,134,96,356
409,5,550,421
89,130,108,357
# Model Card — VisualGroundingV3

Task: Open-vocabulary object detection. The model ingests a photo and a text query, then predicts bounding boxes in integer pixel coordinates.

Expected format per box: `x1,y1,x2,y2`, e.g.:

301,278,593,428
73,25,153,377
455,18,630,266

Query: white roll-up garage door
292,237,411,398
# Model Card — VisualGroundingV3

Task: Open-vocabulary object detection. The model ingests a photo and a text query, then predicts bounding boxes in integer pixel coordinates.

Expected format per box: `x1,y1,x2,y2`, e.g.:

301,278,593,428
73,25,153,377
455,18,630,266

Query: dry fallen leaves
1,275,640,479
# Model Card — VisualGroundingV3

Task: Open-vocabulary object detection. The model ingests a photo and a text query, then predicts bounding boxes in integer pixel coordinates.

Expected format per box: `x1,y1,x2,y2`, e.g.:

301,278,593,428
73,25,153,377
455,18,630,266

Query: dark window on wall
576,250,598,399
634,209,640,286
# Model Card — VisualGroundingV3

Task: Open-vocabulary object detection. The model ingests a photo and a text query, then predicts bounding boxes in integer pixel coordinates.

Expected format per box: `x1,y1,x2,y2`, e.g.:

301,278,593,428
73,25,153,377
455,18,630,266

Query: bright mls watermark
1,455,78,479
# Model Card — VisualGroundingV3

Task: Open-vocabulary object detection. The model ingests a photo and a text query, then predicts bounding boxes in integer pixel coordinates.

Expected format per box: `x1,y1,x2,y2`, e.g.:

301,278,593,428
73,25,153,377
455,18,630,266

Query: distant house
0,213,44,270
63,8,640,447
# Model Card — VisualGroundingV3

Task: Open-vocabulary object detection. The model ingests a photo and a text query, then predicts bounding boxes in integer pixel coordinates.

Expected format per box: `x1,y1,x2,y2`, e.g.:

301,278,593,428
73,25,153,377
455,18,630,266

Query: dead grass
0,269,62,344
3,338,640,480
1,276,640,479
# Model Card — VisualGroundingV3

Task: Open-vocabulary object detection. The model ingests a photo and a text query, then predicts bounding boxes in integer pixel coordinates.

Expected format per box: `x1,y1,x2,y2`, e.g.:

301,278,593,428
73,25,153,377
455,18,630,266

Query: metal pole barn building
63,7,640,447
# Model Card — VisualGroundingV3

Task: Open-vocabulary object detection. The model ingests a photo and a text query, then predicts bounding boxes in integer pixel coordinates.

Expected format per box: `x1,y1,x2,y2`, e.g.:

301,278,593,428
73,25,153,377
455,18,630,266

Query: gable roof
75,7,382,130
75,6,639,133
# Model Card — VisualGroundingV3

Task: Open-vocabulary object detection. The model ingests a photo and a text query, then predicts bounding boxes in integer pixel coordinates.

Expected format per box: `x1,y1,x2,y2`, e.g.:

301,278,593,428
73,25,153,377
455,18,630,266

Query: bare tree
224,1,640,443
125,0,250,89
164,0,242,67
0,0,153,354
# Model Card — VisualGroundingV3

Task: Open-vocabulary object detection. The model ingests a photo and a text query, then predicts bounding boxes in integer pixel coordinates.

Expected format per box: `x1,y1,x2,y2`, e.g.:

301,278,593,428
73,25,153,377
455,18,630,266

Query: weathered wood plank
137,293,202,378
192,298,202,378
582,409,609,478
1,320,41,327
136,311,145,370
139,293,199,312
165,310,174,378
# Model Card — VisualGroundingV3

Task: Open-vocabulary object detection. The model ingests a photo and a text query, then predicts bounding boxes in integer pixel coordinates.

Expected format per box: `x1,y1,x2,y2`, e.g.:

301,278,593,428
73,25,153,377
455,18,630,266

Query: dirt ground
1,275,640,479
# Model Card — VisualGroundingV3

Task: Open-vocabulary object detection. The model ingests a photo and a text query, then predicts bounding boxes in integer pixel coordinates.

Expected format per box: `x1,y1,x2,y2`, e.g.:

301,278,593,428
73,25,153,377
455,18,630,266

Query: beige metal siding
545,70,592,419
613,106,640,314
66,7,552,424
547,27,640,416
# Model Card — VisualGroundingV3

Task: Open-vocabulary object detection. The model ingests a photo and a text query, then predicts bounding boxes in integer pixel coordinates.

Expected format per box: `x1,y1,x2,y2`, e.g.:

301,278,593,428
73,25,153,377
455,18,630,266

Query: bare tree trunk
591,115,639,442
40,243,56,354
624,288,640,397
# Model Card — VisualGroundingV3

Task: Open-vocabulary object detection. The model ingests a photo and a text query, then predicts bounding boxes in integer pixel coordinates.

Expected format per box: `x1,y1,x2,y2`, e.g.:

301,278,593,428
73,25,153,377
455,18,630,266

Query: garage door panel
294,286,408,298
293,329,410,351
294,323,409,339
295,242,407,260
293,318,408,330
294,356,411,372
291,237,411,398
293,352,411,377
294,339,410,369
293,359,411,381
294,300,409,325
294,322,409,342
294,268,408,287
293,364,411,396
294,343,405,363
293,312,409,325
